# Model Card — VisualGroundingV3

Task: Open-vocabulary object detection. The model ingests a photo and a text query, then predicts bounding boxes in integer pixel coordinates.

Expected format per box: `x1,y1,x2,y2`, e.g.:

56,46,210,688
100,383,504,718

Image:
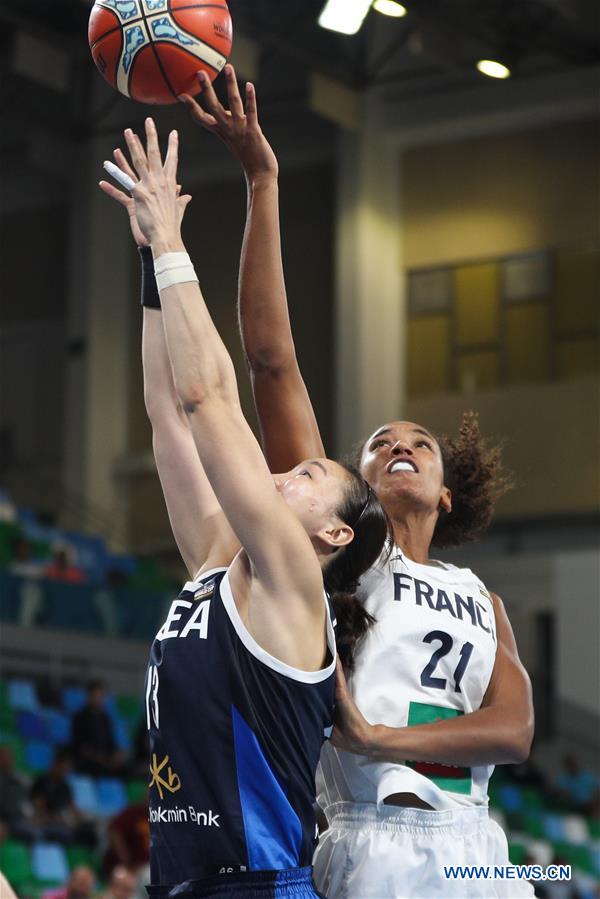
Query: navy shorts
146,866,326,898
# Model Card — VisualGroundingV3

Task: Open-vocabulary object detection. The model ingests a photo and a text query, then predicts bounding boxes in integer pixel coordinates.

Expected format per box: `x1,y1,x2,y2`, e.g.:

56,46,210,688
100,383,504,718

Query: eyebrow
367,426,436,444
369,427,391,442
307,460,328,476
412,428,436,442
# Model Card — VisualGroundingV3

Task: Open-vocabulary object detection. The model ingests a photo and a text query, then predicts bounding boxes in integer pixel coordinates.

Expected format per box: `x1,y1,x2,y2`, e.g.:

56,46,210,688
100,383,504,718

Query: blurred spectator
45,547,86,584
0,744,33,840
42,866,96,899
30,749,96,846
103,798,150,878
555,753,600,815
72,681,126,776
9,536,45,579
102,866,137,899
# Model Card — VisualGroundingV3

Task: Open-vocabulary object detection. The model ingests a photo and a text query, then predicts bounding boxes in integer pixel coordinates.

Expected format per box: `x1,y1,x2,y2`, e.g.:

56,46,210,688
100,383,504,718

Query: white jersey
318,547,498,811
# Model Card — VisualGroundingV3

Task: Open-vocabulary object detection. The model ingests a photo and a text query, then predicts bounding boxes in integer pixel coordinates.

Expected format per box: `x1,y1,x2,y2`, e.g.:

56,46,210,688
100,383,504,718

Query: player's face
360,421,451,517
273,459,351,541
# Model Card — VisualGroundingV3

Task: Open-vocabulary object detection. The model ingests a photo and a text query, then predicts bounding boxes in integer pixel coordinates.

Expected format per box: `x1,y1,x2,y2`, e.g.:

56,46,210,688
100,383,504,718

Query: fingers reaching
113,147,138,184
196,70,230,126
144,117,163,172
178,93,220,131
98,180,131,208
164,129,179,182
224,64,245,121
124,128,148,177
244,81,258,129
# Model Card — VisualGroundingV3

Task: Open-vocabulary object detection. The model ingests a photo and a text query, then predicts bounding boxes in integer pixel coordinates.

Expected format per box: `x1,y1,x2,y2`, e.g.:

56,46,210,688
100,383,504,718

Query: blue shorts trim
147,866,326,898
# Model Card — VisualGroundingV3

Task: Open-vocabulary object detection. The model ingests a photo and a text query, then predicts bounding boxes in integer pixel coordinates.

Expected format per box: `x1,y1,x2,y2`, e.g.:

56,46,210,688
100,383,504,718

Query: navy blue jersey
145,566,336,886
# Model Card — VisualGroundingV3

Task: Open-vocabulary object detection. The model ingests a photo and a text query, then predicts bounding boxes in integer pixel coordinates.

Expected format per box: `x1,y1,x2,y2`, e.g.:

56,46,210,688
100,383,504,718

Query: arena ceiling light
476,59,511,79
372,1,407,17
318,0,373,35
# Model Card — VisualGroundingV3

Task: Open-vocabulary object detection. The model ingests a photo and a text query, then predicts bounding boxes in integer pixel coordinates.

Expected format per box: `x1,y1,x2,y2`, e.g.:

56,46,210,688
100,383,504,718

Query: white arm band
153,252,199,292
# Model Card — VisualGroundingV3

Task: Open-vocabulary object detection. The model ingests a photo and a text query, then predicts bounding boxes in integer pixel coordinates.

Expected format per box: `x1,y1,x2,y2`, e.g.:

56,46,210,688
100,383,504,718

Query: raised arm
180,65,325,471
332,594,534,767
99,158,238,577
125,120,324,621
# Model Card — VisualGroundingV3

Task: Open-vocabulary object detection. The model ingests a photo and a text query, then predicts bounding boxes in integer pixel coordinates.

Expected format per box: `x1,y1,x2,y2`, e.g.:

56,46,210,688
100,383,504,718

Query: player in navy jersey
179,66,535,897
99,121,389,897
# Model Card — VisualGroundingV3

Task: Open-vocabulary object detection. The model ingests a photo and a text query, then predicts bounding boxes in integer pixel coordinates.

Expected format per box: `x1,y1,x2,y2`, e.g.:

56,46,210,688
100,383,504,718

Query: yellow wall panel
454,263,499,346
403,120,600,268
456,351,499,391
556,249,600,335
505,303,550,382
408,316,450,396
558,338,600,378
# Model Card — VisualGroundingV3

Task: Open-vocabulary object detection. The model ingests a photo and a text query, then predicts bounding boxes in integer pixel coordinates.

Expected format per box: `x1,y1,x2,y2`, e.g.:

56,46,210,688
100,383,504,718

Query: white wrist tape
153,252,198,291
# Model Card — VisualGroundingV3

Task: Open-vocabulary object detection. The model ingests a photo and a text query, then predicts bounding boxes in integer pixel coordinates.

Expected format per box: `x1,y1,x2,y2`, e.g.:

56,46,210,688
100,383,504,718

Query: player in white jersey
181,68,535,897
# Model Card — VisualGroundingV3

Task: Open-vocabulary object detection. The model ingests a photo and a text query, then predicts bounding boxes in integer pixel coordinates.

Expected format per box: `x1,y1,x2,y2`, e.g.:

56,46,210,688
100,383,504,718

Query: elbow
504,717,534,765
173,377,228,413
245,344,297,377
173,382,210,413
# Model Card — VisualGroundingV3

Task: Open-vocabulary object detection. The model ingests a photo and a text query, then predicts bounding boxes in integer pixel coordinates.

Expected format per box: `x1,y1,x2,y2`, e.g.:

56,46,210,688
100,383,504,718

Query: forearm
151,236,239,409
142,308,182,424
239,176,296,372
365,705,533,768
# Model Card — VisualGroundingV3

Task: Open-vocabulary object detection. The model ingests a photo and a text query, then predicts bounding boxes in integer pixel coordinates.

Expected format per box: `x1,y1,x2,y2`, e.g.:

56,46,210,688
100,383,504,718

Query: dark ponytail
323,465,391,671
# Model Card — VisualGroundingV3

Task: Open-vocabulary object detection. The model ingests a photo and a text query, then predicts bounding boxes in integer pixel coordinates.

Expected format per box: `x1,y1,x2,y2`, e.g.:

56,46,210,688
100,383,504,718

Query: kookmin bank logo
149,752,181,800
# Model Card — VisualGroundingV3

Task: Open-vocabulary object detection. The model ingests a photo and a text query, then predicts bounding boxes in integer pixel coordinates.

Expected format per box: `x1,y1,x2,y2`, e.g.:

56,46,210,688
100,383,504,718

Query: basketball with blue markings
88,0,232,104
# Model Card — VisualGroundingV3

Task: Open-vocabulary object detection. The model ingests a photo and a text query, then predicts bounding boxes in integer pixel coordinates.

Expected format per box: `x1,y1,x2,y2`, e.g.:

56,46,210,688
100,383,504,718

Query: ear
317,522,354,553
439,485,452,514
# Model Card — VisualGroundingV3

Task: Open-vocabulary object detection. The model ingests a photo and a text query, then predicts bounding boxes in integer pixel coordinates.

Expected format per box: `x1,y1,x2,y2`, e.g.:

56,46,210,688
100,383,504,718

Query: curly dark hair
353,412,513,551
432,411,513,548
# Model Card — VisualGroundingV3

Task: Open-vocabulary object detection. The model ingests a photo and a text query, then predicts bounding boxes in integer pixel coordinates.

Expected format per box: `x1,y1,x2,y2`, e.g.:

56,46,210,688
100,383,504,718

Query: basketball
88,0,232,105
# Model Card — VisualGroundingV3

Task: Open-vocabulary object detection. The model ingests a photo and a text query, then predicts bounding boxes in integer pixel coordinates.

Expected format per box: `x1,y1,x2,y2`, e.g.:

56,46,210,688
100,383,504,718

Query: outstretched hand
330,659,374,756
179,64,278,183
100,147,190,247
99,119,192,249
99,148,151,246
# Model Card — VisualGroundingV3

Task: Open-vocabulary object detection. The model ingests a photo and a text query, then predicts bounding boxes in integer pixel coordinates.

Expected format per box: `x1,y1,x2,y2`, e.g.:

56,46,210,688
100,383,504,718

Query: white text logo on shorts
149,806,221,827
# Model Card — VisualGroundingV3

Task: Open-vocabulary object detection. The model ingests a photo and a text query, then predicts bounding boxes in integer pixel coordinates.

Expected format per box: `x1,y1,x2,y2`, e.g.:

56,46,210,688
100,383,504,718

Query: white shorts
313,801,535,899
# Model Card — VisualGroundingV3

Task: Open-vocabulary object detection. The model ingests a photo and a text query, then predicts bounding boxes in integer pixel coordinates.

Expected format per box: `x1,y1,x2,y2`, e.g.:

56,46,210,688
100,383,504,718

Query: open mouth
388,459,418,474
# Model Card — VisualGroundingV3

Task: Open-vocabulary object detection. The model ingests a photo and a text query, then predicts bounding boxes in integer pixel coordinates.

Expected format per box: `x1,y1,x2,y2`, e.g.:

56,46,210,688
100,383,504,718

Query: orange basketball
88,0,232,105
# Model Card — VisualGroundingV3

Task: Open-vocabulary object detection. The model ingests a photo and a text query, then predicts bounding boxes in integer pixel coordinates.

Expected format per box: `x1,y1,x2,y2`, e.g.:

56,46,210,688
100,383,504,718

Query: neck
388,507,438,564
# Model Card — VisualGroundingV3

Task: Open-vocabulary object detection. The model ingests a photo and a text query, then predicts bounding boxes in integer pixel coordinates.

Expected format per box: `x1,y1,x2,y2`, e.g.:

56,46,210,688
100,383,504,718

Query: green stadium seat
552,841,595,874
0,732,26,769
0,521,21,567
508,842,527,865
126,779,148,803
588,818,600,839
66,845,100,874
522,786,544,810
523,812,546,839
0,840,33,891
0,704,16,731
487,780,501,807
116,694,142,722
